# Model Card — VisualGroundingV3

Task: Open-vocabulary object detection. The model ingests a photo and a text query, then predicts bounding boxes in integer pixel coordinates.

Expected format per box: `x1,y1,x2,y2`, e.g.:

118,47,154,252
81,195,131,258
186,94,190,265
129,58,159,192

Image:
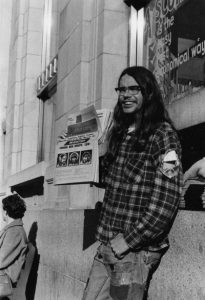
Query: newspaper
97,108,113,157
97,109,113,143
54,106,101,185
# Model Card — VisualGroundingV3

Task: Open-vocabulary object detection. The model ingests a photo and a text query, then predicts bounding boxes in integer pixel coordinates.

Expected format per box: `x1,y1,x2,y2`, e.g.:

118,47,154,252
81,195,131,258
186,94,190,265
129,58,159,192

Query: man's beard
122,110,142,128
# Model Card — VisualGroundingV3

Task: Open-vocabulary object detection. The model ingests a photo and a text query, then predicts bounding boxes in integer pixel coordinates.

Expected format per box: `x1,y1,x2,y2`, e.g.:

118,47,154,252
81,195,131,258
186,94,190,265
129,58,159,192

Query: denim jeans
82,244,163,300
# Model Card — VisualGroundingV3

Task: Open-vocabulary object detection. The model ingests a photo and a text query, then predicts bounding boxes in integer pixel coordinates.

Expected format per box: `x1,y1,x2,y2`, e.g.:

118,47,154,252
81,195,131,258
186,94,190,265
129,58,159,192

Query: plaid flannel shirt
96,122,183,252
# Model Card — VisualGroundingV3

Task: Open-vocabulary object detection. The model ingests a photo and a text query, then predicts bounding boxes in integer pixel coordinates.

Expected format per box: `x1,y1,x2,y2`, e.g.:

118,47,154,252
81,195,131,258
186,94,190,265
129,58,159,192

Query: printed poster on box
54,106,101,185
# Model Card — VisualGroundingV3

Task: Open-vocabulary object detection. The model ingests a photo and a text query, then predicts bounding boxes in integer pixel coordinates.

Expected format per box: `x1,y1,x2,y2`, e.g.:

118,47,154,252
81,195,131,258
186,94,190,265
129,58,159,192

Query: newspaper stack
54,106,112,185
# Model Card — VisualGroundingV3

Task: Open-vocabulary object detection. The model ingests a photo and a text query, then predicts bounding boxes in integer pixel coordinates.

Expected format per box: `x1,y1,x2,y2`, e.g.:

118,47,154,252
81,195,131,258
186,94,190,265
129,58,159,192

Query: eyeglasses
115,85,142,95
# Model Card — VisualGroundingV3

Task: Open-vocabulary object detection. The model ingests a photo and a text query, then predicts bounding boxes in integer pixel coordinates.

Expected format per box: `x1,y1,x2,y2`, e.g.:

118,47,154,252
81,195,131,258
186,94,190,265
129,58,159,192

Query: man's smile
120,97,143,113
122,101,136,106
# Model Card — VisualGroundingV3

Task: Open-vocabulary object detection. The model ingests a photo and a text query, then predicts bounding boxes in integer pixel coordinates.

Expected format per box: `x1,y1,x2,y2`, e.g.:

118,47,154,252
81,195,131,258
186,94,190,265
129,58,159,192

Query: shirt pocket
123,153,147,184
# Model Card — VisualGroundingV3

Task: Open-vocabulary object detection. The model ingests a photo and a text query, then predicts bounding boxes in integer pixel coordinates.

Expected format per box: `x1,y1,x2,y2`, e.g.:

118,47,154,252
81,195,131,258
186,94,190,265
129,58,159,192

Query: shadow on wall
26,222,40,300
9,222,40,300
83,202,102,250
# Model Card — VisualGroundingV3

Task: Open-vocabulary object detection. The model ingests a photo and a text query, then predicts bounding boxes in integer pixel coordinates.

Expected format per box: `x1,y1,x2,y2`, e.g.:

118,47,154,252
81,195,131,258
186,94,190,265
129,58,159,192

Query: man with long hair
83,66,183,300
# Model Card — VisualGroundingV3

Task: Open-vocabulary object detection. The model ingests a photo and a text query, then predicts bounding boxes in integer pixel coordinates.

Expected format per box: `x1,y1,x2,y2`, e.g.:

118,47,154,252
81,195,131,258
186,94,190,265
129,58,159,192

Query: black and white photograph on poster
80,150,92,165
68,151,80,166
56,153,68,168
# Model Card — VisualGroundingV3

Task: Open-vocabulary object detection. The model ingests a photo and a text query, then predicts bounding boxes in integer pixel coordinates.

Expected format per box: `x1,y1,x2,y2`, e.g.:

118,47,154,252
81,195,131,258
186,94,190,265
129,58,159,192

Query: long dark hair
107,66,174,157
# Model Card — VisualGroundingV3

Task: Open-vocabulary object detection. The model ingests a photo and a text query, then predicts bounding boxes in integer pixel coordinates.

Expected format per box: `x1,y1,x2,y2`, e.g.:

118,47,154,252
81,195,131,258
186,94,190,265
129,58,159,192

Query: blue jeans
82,244,163,300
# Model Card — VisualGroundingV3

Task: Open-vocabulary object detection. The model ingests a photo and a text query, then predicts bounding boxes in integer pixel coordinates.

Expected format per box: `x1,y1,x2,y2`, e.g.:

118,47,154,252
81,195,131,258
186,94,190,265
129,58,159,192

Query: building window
36,0,57,163
36,56,57,163
128,6,145,66
131,0,205,104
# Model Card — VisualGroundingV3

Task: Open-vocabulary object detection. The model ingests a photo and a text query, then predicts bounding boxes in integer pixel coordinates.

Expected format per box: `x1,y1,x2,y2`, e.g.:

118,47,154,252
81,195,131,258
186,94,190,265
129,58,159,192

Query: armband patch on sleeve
159,150,180,178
